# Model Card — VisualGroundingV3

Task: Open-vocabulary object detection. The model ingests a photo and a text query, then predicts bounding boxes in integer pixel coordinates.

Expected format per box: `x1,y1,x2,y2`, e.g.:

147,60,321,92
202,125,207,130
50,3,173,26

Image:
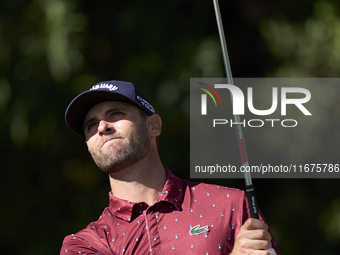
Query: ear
147,114,162,137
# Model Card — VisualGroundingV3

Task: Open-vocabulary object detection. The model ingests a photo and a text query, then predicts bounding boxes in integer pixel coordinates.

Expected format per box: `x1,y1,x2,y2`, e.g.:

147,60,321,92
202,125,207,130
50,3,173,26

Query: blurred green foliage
1,0,340,254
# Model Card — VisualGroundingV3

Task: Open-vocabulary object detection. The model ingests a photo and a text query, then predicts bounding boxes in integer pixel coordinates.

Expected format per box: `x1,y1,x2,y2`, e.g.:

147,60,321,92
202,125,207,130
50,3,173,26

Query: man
61,80,280,254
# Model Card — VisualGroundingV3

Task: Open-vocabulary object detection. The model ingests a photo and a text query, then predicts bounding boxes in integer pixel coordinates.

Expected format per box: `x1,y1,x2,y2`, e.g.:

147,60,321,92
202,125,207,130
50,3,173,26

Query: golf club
212,0,276,252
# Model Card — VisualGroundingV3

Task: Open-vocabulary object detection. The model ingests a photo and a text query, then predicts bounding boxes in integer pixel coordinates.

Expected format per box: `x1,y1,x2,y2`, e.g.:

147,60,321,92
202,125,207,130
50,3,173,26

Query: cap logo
137,95,155,113
90,83,119,91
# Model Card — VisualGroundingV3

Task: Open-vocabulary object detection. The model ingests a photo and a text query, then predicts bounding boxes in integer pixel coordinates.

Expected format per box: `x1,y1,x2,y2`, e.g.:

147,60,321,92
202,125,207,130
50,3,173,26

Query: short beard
89,121,150,174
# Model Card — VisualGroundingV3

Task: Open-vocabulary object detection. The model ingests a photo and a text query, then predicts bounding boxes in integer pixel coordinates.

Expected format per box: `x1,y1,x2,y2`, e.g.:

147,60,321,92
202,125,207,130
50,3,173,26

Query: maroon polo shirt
61,170,280,254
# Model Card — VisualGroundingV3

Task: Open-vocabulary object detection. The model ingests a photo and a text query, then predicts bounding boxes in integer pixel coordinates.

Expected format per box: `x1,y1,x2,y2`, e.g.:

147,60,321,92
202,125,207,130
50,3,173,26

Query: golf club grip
245,184,259,219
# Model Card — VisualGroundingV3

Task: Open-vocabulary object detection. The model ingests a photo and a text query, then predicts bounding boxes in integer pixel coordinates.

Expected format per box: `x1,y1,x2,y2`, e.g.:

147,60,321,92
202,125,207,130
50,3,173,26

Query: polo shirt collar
108,169,184,222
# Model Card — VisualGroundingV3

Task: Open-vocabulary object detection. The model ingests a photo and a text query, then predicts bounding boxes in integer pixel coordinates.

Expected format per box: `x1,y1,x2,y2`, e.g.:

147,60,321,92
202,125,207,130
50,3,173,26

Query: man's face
83,101,150,174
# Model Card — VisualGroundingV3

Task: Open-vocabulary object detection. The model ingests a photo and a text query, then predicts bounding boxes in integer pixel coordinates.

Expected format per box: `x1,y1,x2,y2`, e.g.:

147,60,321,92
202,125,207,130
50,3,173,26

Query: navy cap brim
65,89,151,136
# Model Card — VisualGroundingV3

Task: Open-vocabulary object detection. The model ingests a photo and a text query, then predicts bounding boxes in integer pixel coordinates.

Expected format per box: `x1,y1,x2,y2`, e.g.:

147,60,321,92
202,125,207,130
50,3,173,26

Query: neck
108,152,167,206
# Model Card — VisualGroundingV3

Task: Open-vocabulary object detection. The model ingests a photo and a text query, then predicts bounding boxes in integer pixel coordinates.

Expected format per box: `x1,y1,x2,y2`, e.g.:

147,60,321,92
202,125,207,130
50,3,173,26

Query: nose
97,120,114,135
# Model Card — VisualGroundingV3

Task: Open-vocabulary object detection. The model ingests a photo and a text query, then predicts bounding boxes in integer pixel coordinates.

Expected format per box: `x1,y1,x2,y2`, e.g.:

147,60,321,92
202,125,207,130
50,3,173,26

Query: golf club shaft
212,0,259,219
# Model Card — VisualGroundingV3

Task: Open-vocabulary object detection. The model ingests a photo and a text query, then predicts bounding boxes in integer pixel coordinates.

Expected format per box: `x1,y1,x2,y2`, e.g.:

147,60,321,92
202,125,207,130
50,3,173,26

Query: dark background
1,0,340,254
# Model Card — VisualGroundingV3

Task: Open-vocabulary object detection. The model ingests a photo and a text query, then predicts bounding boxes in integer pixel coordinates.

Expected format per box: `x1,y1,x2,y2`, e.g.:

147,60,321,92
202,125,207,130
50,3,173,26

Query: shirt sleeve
60,234,114,255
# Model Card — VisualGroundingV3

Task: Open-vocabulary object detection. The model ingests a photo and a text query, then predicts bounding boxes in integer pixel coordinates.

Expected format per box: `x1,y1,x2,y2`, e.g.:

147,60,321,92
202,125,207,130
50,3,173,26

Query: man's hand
230,218,276,255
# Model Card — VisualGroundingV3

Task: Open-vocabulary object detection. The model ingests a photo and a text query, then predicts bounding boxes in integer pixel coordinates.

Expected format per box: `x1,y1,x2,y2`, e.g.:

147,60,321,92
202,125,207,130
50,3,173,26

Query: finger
246,228,272,242
237,228,270,243
237,236,272,250
243,218,268,231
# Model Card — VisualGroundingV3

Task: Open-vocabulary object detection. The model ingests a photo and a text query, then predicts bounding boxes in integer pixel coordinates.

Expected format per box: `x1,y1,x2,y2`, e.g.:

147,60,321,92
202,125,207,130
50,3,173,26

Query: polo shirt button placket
143,208,162,254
